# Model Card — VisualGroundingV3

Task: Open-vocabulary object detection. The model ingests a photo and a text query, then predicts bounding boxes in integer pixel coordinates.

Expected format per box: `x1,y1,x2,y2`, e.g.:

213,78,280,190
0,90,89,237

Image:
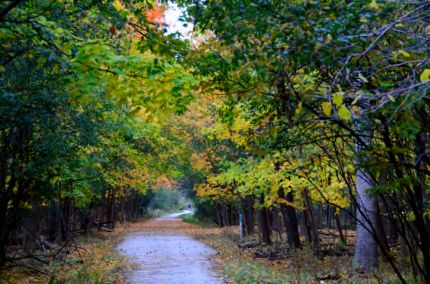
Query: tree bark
335,212,346,244
353,168,378,271
278,189,300,249
0,194,8,266
241,196,255,234
303,189,321,258
375,200,390,253
353,110,378,272
258,195,272,245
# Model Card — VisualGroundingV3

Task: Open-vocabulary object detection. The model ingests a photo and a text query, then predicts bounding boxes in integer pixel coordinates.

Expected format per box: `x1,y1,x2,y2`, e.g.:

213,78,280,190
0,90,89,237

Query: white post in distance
239,212,243,240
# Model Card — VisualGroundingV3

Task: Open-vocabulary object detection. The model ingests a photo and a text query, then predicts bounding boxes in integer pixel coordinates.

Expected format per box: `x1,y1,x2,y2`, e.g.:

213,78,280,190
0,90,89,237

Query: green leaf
358,73,368,83
420,69,430,83
398,50,410,58
333,92,344,108
322,102,332,116
338,105,351,121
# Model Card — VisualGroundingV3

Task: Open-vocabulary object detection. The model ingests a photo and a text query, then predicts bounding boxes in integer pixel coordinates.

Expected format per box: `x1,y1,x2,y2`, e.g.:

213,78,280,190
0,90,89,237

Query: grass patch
224,259,298,284
181,214,217,227
145,208,172,218
48,237,129,283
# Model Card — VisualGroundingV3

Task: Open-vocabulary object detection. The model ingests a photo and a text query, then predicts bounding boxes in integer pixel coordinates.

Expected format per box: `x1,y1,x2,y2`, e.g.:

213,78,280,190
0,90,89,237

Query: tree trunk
353,168,377,271
278,189,300,249
335,212,346,244
241,196,255,234
271,207,283,241
258,195,271,245
375,200,390,253
315,203,323,229
303,189,321,258
0,194,8,266
353,111,378,272
414,131,430,281
215,204,223,227
301,210,312,243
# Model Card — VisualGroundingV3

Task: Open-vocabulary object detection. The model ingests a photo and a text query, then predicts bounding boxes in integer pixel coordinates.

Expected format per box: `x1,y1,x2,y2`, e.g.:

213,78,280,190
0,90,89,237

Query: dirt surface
117,213,224,284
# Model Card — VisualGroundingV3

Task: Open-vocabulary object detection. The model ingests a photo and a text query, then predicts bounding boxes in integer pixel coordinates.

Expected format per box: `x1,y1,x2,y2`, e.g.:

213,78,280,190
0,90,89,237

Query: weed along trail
117,212,223,284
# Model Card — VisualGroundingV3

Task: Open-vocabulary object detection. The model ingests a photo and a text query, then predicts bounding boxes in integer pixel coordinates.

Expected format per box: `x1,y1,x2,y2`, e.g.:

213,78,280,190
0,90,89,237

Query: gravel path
117,213,223,284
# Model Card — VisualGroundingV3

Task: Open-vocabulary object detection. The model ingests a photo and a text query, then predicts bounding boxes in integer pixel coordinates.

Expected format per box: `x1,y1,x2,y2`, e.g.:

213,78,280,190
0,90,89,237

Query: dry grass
0,230,130,283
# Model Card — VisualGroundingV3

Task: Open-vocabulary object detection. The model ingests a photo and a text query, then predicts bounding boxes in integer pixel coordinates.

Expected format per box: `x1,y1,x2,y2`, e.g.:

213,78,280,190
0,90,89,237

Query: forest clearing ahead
1,0,430,283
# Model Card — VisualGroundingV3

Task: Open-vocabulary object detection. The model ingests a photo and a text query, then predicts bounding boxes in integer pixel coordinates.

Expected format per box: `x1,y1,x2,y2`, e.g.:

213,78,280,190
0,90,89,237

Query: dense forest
1,0,430,283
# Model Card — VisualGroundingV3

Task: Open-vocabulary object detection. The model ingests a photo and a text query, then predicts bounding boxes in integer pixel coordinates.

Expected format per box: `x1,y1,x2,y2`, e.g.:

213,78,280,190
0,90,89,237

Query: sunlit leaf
420,69,430,83
333,92,344,108
322,102,332,116
295,101,303,114
338,105,351,121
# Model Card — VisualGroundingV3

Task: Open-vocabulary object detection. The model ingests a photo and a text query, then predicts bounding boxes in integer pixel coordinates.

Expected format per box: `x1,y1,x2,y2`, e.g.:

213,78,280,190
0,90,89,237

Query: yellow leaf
406,211,415,222
333,92,344,107
113,0,123,11
338,105,352,121
295,101,303,114
420,69,430,83
322,102,332,116
352,106,361,115
368,0,379,9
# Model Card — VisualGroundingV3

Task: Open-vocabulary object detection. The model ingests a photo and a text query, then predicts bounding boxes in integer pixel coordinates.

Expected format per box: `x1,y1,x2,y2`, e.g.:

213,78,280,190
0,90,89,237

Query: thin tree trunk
335,212,346,244
375,200,390,253
0,194,8,266
303,189,321,258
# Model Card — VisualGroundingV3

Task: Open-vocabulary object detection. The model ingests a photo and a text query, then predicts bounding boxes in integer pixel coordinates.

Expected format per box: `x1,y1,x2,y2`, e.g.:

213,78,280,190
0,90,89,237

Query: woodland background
0,0,430,283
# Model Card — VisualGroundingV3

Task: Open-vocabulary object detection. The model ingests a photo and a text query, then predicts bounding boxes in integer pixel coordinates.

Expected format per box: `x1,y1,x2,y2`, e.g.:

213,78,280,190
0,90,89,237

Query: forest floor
0,215,408,284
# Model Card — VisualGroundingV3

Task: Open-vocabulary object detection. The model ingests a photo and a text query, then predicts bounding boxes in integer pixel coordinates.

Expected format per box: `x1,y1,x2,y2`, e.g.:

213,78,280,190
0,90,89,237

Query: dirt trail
117,213,224,284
